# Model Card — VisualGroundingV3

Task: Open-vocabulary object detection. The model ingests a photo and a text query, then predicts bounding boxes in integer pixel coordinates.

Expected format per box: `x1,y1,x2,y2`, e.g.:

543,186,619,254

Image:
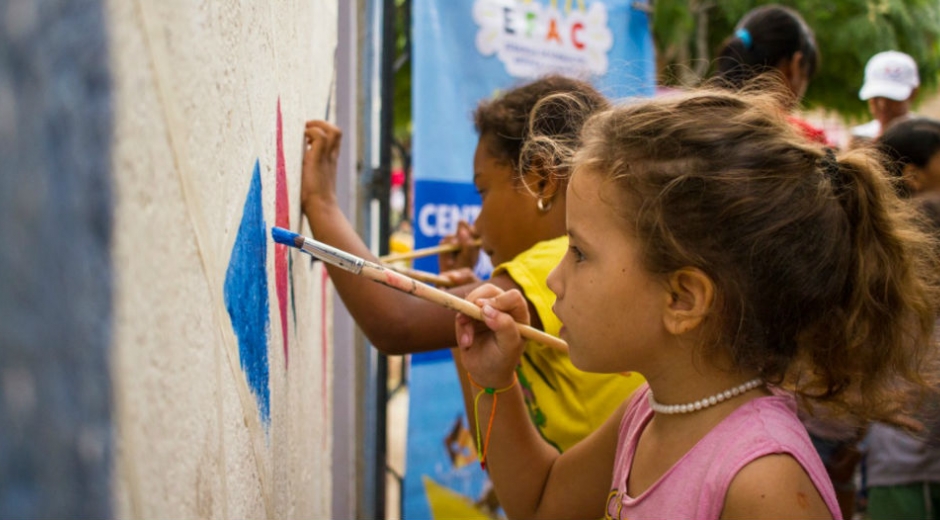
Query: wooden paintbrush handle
382,264,457,288
359,262,568,353
379,240,482,263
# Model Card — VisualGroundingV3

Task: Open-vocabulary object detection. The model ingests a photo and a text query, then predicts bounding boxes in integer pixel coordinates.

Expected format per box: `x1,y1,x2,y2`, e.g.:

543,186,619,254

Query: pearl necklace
647,378,764,415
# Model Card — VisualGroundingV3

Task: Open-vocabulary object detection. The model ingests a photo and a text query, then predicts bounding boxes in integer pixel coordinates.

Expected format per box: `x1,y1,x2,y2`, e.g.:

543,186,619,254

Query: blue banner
407,1,654,518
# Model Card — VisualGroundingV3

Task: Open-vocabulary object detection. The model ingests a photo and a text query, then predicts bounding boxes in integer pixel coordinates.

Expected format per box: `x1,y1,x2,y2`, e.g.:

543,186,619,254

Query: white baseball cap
859,51,920,101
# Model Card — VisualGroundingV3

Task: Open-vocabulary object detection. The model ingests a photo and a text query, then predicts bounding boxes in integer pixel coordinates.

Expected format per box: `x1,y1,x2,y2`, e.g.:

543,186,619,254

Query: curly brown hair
473,75,608,182
573,86,940,423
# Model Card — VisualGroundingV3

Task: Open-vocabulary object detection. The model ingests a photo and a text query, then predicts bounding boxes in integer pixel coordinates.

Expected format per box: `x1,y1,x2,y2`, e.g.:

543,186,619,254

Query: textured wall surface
0,0,114,518
107,1,338,517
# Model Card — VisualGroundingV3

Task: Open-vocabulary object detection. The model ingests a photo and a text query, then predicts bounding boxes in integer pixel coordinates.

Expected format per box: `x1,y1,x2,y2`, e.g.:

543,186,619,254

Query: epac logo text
473,0,613,78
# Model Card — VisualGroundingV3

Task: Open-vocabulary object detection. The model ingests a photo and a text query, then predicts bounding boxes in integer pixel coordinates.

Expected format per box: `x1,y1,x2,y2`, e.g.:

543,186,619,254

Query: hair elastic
819,147,844,189
735,28,753,50
467,371,518,470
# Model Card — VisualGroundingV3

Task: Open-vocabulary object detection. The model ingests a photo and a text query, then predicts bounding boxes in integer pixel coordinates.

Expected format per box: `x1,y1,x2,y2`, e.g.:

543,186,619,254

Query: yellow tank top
494,236,645,452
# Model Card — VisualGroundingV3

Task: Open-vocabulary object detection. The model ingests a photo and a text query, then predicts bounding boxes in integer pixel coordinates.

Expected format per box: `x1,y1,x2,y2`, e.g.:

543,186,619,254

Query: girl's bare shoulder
721,454,833,520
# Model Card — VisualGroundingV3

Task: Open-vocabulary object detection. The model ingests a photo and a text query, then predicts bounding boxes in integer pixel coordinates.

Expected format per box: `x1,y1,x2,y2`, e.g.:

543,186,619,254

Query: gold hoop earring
537,198,553,212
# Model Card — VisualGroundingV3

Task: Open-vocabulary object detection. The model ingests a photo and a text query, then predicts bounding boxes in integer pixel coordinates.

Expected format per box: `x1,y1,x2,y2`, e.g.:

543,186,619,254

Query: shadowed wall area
0,0,114,518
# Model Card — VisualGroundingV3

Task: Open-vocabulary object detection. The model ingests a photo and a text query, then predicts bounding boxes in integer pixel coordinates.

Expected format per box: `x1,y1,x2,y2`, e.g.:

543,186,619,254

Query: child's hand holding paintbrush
437,221,481,272
433,220,482,288
301,121,342,213
378,220,482,288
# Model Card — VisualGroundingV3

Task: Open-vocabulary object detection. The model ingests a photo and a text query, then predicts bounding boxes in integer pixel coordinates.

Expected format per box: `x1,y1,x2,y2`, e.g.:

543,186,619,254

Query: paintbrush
381,264,458,288
379,240,483,264
271,227,568,353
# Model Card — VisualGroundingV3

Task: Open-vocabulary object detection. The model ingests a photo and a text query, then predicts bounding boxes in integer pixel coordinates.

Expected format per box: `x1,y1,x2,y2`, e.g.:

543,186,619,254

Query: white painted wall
107,1,338,517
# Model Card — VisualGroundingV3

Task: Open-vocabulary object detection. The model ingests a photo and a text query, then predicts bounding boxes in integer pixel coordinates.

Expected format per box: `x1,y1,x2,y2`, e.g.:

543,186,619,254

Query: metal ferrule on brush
301,237,365,273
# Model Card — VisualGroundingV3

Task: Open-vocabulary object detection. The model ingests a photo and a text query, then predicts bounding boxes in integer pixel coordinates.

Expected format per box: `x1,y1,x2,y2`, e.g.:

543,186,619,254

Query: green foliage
393,0,412,140
394,51,411,139
652,0,695,58
653,0,940,120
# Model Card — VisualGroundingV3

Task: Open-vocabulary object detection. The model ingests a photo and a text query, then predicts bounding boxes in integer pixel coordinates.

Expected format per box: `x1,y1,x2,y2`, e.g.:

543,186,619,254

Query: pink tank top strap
605,384,842,520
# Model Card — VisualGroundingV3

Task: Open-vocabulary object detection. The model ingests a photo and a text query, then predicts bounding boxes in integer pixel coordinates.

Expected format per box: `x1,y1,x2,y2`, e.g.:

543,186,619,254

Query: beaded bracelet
467,372,518,470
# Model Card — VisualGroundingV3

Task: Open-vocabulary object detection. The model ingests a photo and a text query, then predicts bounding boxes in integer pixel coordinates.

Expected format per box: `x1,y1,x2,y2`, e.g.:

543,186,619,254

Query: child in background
300,75,643,453
714,4,828,144
455,86,939,520
878,117,940,198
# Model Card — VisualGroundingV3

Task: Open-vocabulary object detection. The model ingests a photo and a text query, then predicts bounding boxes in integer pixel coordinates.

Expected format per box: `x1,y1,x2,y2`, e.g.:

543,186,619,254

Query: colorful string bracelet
467,372,518,470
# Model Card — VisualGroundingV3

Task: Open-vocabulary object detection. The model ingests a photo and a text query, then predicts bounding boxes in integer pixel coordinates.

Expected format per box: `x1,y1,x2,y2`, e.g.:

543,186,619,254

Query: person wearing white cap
850,50,920,145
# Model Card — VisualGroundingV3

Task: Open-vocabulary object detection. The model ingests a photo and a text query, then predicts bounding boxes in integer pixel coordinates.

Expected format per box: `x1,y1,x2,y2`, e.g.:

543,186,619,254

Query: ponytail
796,146,940,421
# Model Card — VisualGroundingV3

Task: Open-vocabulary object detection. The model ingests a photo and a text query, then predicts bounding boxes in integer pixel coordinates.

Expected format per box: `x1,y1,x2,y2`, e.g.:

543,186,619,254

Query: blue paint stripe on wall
224,160,271,425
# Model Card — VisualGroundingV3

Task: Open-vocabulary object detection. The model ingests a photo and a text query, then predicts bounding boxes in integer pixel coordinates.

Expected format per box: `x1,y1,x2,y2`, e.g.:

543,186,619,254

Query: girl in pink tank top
454,85,940,520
